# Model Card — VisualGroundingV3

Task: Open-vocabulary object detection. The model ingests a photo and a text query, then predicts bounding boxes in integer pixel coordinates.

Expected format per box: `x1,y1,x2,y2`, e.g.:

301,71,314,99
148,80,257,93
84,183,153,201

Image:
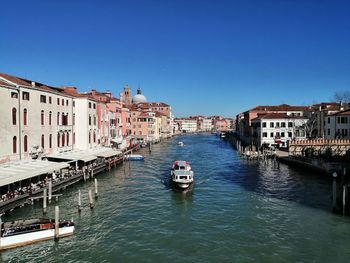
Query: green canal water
2,134,350,262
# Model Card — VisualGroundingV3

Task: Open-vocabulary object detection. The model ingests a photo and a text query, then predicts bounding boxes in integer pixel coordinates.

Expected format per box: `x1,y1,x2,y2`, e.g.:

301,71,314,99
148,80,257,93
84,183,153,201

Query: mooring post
55,206,59,240
43,188,47,214
88,189,94,209
78,189,82,213
94,178,98,199
343,185,346,216
83,168,86,182
91,169,94,179
48,179,52,204
149,141,152,152
333,172,338,212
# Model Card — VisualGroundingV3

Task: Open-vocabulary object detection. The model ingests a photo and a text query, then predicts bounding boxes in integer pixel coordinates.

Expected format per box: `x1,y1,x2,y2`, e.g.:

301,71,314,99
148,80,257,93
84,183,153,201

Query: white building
251,113,308,148
324,109,350,139
203,118,213,131
0,73,75,163
175,119,197,133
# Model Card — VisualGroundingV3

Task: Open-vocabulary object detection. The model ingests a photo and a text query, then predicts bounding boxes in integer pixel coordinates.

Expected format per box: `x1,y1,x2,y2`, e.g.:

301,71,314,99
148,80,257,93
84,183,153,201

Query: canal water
2,134,350,262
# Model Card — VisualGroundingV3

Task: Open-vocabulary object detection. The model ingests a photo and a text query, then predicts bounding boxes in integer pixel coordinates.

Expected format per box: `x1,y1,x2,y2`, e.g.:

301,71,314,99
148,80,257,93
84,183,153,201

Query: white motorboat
126,154,144,161
178,141,184,147
171,160,194,189
0,218,75,251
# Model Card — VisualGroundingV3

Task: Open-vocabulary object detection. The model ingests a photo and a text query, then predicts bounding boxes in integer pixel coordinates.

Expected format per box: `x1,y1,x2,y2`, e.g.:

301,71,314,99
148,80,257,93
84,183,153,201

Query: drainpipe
18,87,22,160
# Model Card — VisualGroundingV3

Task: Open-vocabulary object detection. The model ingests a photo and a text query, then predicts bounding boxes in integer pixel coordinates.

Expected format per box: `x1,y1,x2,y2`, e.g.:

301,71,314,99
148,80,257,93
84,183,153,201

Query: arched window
89,131,91,143
73,114,75,125
57,112,60,125
49,111,52,125
41,110,44,125
62,132,65,147
13,136,17,153
73,132,75,144
93,132,96,143
61,113,64,125
89,115,91,125
57,133,60,147
41,134,45,149
23,109,27,125
66,113,69,125
24,135,28,152
67,132,69,146
49,134,52,148
12,108,17,125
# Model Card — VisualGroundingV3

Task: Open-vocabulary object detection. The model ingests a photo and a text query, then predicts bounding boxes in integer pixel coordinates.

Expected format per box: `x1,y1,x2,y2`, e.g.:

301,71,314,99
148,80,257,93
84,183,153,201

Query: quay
0,144,140,215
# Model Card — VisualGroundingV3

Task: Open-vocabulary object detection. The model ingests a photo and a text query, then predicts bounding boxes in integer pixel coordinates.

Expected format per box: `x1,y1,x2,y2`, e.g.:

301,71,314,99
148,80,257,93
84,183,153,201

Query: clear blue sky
1,0,349,117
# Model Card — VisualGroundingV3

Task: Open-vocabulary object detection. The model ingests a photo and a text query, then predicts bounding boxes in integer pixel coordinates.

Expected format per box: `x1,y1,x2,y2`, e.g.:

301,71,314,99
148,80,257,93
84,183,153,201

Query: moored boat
178,141,184,147
0,218,75,251
171,160,194,189
126,154,144,161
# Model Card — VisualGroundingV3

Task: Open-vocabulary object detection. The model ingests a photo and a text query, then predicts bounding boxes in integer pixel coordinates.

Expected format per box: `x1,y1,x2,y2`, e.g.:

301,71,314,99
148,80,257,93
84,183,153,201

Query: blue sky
0,0,349,117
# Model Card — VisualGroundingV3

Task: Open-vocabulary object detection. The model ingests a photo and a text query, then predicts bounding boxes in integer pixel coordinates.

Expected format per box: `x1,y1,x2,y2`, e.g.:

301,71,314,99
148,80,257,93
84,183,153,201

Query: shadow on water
217,139,334,212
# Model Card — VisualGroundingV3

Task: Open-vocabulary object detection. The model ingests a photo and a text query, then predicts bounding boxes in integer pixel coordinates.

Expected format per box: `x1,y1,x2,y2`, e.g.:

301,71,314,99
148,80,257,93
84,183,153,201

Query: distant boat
220,132,227,139
0,218,74,251
178,141,184,147
126,154,144,161
171,160,194,189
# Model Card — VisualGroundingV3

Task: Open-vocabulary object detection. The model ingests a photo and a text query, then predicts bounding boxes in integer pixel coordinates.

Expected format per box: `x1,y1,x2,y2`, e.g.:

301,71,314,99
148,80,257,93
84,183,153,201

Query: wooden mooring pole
78,189,82,213
94,178,98,199
343,185,347,216
55,206,59,240
88,189,94,209
48,179,52,204
333,172,338,212
43,188,47,214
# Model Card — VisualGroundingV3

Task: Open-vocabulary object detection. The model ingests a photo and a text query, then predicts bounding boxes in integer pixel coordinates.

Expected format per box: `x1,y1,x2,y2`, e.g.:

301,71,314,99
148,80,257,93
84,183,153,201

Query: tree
334,91,350,104
300,114,317,139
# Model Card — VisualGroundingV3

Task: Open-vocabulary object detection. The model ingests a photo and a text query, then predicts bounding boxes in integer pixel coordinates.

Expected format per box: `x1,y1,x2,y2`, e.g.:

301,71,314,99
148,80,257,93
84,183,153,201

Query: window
24,135,28,152
57,98,60,105
57,112,60,125
73,101,75,107
270,132,274,137
41,110,45,125
89,115,91,125
13,136,17,153
66,100,68,106
89,102,92,108
288,132,292,138
40,95,46,103
276,132,280,138
57,133,60,147
328,129,330,135
281,132,285,137
12,108,17,125
337,117,341,124
49,96,52,104
270,122,274,128
328,117,330,124
11,92,18,98
93,132,96,143
262,122,266,128
62,132,65,147
73,132,75,144
89,132,91,143
49,111,52,125
49,134,52,148
94,116,96,125
262,132,267,137
288,122,293,128
281,122,286,128
22,91,29,100
23,109,27,125
276,122,280,128
93,103,96,109
62,99,64,106
67,132,69,145
73,114,75,125
41,134,45,149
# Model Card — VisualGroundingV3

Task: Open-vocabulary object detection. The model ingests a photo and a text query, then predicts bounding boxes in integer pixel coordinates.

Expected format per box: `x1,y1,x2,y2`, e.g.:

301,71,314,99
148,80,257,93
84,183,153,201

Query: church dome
132,88,147,104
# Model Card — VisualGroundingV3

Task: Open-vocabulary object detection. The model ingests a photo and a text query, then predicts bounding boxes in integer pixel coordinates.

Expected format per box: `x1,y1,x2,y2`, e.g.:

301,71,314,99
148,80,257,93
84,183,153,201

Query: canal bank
2,134,350,263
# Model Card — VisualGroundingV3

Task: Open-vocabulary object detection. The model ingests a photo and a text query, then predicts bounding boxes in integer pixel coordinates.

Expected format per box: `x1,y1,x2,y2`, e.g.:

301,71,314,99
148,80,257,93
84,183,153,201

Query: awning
95,150,122,158
0,160,69,187
47,150,97,163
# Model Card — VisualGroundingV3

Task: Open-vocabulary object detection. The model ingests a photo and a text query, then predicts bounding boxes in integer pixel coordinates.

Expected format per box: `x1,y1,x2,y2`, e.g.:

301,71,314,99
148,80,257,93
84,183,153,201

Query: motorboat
0,218,75,251
178,141,184,147
171,160,194,189
220,132,227,139
126,154,144,161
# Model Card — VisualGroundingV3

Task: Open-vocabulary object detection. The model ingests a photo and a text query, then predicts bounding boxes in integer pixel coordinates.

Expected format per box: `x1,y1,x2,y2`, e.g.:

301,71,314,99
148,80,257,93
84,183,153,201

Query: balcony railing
58,125,73,132
58,145,73,152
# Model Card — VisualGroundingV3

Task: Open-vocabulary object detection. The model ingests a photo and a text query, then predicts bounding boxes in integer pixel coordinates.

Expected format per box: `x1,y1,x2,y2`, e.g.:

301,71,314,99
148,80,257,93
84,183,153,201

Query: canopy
0,160,69,187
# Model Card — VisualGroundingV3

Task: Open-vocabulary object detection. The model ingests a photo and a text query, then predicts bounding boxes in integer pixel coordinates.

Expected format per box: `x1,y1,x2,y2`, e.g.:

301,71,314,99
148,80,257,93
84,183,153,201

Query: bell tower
121,85,132,106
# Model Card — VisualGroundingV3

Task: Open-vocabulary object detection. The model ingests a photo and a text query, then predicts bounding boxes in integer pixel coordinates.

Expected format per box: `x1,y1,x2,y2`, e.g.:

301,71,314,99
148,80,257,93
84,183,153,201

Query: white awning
47,148,122,162
95,150,122,158
0,160,69,187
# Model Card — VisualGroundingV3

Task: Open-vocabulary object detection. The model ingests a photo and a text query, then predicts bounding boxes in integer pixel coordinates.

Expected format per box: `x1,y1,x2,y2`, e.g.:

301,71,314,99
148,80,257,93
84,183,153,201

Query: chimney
31,81,35,87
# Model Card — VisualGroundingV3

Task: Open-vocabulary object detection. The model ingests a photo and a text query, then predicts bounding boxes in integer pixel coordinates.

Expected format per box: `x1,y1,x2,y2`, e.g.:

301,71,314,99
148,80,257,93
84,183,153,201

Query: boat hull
0,226,75,251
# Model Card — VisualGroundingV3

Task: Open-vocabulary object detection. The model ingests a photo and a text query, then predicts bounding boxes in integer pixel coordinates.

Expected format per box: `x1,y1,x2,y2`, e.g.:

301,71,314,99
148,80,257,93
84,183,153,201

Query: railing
58,125,73,132
58,145,73,152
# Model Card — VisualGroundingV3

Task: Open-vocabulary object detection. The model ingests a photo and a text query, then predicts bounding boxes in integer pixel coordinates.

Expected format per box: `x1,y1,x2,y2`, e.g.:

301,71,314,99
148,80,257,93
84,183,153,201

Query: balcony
58,125,73,132
58,145,73,153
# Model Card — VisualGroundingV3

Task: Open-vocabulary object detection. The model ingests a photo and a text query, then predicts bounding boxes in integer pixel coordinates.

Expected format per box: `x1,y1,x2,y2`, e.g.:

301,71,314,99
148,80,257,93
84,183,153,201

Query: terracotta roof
252,113,307,120
332,108,350,116
250,104,308,112
137,102,170,107
0,79,16,87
